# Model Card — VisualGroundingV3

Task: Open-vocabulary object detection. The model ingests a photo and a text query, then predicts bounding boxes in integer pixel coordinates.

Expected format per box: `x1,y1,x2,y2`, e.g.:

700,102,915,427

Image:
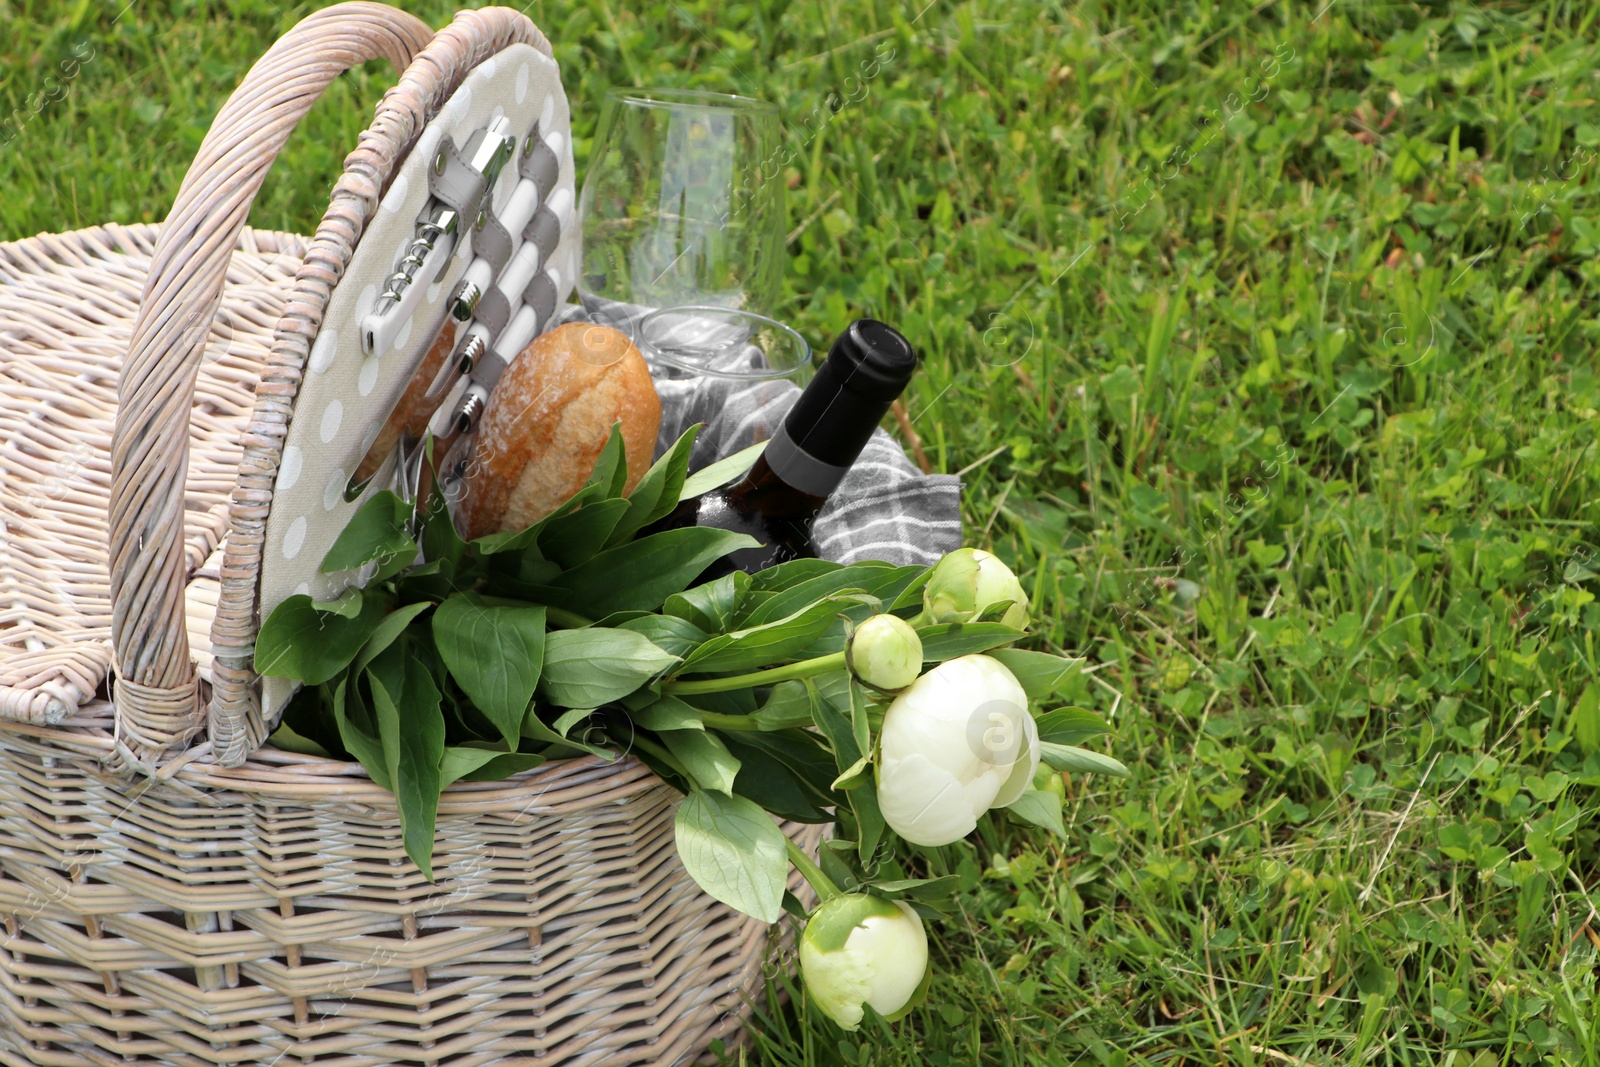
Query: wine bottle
658,318,918,576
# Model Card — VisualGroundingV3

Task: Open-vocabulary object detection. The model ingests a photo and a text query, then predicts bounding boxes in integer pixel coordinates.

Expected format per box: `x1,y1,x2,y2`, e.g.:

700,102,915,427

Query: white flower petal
992,710,1041,808
878,753,979,846
876,655,1037,845
961,766,1004,817
799,899,928,1031
799,936,873,1030
852,902,928,1018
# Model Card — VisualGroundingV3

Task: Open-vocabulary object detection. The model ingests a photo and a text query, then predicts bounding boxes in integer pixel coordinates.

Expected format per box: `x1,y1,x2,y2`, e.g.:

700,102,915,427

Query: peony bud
875,654,1041,847
847,614,923,691
1033,762,1066,799
798,893,930,1030
923,548,1030,630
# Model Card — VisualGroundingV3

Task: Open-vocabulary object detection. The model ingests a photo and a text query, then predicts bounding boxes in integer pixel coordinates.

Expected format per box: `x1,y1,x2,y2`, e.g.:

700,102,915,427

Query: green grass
7,0,1600,1063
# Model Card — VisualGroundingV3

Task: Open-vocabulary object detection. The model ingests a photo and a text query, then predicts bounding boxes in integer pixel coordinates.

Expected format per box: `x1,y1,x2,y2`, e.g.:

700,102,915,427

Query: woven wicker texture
0,213,814,1064
0,718,820,1066
0,4,820,1064
1,224,307,727
0,218,820,1062
107,1,440,771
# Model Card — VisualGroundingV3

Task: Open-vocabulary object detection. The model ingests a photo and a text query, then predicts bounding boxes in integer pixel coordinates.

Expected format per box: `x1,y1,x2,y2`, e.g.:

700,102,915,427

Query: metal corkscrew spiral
378,209,458,309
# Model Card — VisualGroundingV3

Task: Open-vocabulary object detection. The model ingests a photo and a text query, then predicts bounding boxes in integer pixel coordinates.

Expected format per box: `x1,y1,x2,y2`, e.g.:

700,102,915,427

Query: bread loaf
458,322,661,538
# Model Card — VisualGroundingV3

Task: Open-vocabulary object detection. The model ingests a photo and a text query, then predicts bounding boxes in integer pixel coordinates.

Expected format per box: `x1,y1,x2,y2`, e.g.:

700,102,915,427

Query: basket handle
107,2,433,771
202,8,554,767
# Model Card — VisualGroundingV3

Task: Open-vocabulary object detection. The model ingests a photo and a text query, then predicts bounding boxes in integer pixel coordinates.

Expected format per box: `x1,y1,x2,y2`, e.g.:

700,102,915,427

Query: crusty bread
458,322,661,538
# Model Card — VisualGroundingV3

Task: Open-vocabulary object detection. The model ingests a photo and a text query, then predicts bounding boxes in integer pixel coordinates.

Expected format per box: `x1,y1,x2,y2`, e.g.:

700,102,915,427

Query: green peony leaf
888,567,933,613
987,648,1084,701
266,717,331,757
470,482,600,555
674,789,788,922
617,614,709,659
749,680,817,731
332,675,389,790
431,595,545,749
1035,706,1114,746
353,601,434,676
277,682,347,759
738,562,911,628
915,621,1026,662
608,424,702,546
974,598,1020,623
1004,787,1067,837
595,610,651,627
661,728,742,795
470,524,546,557
539,627,680,707
551,527,759,616
851,778,886,865
675,595,858,675
585,420,631,499
679,441,764,500
458,751,546,782
718,732,836,822
367,645,446,878
664,570,750,633
1040,741,1130,777
849,678,871,757
748,557,841,592
732,727,840,803
809,679,863,776
419,477,468,571
868,874,962,900
537,498,631,568
520,706,615,760
309,588,363,618
321,490,416,574
255,592,389,684
629,694,706,732
438,745,502,788
831,753,871,791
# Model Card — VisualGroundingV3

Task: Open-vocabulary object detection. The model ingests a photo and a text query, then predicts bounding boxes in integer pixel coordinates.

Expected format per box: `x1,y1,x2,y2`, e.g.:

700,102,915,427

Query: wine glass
638,306,812,383
577,88,785,335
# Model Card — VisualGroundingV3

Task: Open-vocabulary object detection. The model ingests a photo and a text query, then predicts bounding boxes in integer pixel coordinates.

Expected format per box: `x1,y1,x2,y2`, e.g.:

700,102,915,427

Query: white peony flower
876,654,1040,847
798,893,930,1030
847,614,923,691
923,548,1030,630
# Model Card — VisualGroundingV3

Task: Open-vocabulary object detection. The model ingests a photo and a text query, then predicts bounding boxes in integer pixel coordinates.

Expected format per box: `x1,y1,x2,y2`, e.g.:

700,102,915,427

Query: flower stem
665,651,848,695
631,734,687,777
696,710,765,732
786,839,841,902
546,607,593,629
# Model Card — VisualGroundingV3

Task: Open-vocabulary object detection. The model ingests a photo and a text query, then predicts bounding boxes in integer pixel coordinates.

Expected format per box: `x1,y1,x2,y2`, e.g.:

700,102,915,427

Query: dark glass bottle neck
761,357,896,498
725,453,826,519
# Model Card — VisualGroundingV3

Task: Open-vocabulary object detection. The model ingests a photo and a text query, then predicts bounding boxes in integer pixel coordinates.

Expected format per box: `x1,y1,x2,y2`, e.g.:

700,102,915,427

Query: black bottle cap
824,319,918,401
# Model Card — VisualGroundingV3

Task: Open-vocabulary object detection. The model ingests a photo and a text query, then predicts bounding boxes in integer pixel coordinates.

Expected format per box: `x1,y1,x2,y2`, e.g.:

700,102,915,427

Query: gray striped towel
558,303,963,567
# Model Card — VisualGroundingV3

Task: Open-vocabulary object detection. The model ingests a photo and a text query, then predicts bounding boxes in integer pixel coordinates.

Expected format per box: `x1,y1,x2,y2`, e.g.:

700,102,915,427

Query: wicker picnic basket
0,5,819,1064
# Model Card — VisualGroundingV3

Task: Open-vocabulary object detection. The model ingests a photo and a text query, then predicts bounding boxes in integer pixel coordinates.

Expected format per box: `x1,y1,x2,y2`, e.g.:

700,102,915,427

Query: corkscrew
359,118,516,358
348,109,574,505
375,207,458,308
